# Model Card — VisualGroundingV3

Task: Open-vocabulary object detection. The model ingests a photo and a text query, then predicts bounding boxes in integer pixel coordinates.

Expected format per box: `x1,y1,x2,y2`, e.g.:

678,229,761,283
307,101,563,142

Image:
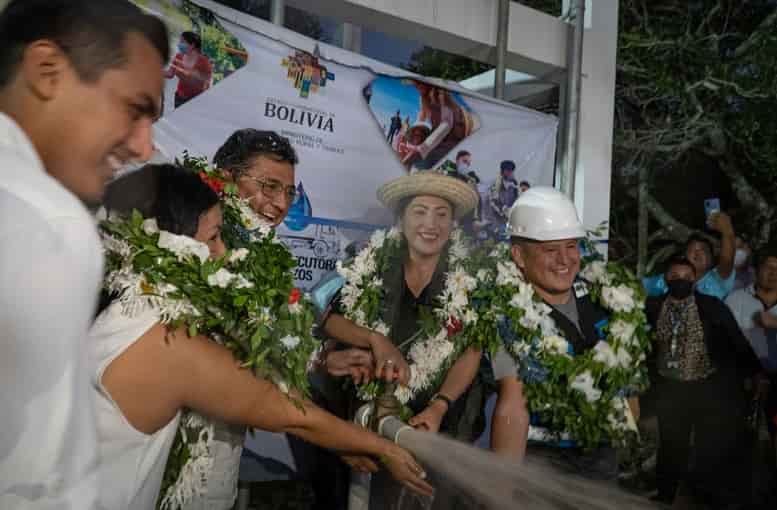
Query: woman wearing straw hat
310,169,490,509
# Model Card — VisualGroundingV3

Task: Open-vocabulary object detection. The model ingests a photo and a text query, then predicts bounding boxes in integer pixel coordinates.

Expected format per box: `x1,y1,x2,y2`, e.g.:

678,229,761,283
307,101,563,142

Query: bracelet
431,393,453,410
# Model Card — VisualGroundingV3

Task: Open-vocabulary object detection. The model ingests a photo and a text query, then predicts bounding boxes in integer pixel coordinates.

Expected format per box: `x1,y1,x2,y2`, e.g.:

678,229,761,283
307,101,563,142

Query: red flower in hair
446,317,463,338
288,288,301,305
199,171,225,194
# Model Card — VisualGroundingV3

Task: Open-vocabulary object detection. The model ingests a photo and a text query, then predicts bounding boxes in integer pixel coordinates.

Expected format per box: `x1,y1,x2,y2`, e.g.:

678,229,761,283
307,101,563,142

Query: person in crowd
734,235,756,291
92,165,432,510
643,212,737,299
727,249,777,374
310,169,484,509
488,160,519,225
165,31,212,109
726,248,777,463
489,187,636,478
0,1,167,507
387,110,402,145
646,257,761,507
455,150,472,174
519,180,531,194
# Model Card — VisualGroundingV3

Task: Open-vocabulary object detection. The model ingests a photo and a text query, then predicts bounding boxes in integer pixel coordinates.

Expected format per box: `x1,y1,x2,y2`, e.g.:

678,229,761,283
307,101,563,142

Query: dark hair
0,0,169,89
181,31,201,51
213,129,299,178
396,195,454,220
754,246,777,269
520,180,530,187
500,160,516,172
685,234,714,257
153,164,220,237
456,150,471,161
666,257,697,277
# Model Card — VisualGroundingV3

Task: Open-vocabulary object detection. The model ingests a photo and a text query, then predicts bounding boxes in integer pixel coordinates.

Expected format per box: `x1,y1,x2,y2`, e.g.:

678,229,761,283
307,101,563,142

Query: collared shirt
0,113,103,509
655,297,716,381
643,267,736,300
725,285,777,372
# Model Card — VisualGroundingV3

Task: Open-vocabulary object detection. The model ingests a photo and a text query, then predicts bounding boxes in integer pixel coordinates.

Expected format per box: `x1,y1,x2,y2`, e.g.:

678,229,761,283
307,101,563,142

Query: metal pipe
494,0,510,99
271,0,285,26
559,0,585,199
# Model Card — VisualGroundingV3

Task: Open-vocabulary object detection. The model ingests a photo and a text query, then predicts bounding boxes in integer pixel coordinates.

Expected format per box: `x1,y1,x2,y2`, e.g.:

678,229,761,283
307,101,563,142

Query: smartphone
704,198,721,218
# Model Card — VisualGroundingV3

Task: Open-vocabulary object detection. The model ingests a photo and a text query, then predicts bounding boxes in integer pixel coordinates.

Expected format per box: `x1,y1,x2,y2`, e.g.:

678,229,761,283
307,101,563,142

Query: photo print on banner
133,0,249,116
364,76,481,173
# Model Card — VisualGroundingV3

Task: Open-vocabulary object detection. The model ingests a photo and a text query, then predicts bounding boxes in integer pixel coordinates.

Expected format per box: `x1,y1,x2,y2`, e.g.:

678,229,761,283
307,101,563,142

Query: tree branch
734,7,777,59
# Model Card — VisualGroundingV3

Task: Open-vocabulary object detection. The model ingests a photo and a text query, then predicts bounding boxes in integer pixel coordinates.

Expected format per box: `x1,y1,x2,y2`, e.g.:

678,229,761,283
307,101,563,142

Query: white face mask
457,162,470,172
734,249,749,268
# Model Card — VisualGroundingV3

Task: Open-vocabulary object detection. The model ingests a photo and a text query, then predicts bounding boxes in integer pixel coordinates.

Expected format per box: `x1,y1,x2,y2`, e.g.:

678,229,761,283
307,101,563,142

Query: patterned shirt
655,297,717,381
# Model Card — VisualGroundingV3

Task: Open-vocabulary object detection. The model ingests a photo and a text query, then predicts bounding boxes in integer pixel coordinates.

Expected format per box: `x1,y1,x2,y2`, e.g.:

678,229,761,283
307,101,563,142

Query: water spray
347,382,659,509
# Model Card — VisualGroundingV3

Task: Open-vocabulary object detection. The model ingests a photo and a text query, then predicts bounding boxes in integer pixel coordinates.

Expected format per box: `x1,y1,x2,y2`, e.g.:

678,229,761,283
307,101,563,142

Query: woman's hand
340,454,379,474
408,399,447,433
380,443,434,497
325,349,374,384
368,333,410,385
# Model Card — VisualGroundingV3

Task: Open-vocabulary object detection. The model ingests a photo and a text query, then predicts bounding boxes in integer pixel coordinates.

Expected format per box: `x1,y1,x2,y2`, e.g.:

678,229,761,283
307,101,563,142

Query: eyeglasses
241,176,297,201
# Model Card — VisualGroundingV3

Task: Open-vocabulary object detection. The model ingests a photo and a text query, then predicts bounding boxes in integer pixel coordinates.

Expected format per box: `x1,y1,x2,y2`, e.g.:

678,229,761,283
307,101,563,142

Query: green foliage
404,47,490,82
613,0,777,258
183,0,248,84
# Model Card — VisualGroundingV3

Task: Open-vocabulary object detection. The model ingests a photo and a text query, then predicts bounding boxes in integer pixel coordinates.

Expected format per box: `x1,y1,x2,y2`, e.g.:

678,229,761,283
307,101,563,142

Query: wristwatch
430,393,453,411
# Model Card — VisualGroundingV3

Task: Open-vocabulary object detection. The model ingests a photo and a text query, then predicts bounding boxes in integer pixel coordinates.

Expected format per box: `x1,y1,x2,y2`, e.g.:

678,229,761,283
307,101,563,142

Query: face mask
734,249,749,268
178,42,190,54
457,162,470,172
667,279,694,300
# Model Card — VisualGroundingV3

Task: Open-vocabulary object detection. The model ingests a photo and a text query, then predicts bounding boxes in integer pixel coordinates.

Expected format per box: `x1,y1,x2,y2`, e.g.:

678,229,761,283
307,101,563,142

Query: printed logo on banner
281,46,335,99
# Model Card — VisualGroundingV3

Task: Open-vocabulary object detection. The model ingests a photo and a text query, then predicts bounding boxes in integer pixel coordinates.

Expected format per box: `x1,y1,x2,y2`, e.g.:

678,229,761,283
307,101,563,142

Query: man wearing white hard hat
488,187,623,478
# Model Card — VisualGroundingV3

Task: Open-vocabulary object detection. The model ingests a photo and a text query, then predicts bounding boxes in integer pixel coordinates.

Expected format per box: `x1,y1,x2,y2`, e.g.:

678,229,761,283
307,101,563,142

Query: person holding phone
643,201,737,300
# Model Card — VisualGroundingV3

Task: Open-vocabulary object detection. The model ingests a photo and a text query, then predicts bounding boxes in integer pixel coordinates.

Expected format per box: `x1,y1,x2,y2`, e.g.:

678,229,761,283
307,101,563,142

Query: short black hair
153,164,220,238
0,0,169,89
456,150,471,161
685,234,714,256
520,180,530,187
213,129,299,178
754,246,777,269
181,31,202,51
500,160,516,172
666,256,697,277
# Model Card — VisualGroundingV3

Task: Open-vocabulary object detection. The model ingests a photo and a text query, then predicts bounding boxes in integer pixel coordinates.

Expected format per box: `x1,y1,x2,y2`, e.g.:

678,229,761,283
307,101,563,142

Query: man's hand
408,399,447,433
340,454,379,474
380,443,434,497
368,333,410,385
707,211,734,235
756,310,777,330
325,349,375,384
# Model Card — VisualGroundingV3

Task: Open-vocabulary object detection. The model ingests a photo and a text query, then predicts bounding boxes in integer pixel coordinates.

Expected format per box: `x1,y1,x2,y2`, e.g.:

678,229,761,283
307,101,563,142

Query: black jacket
645,292,761,381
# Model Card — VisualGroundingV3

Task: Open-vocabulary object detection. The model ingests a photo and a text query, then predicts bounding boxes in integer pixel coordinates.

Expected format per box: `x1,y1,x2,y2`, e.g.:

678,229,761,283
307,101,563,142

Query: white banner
136,0,558,290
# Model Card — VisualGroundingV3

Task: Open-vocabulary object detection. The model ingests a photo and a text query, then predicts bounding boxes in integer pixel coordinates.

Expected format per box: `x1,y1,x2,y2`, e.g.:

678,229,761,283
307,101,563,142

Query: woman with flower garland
311,170,486,509
91,165,432,510
485,187,648,476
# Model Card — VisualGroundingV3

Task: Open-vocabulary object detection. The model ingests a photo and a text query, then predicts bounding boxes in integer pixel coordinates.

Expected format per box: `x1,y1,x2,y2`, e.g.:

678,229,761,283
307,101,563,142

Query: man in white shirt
0,1,168,508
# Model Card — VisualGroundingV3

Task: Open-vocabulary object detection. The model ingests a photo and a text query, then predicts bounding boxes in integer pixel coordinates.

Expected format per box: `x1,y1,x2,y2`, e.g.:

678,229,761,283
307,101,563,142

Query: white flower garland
101,208,314,510
336,228,478,404
487,244,650,447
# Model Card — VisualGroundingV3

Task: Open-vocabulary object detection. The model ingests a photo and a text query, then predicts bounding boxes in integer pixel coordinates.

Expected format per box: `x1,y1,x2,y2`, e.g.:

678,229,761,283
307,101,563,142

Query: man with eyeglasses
213,129,298,232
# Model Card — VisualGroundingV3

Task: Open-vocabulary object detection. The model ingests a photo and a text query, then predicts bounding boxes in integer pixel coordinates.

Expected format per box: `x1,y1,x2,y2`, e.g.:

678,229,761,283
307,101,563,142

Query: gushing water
383,417,657,510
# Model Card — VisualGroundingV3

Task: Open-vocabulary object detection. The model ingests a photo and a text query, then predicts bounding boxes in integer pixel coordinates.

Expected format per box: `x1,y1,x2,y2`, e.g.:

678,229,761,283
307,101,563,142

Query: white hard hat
507,186,586,241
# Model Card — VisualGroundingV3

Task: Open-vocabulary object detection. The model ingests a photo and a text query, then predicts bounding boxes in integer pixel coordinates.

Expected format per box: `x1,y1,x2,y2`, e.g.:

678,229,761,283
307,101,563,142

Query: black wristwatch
431,393,453,411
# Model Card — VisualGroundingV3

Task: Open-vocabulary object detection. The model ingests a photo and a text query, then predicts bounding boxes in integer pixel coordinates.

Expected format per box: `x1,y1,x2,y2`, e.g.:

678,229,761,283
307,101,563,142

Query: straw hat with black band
377,169,479,219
